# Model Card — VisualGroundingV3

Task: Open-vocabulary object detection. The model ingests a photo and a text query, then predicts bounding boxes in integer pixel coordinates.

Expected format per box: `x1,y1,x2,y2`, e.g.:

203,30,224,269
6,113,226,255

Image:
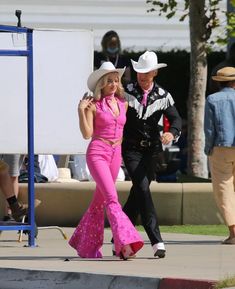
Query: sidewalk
0,228,234,289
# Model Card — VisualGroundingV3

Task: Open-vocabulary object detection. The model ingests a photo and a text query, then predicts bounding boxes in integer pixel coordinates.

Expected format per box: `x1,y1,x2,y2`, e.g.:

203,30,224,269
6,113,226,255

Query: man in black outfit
119,51,182,258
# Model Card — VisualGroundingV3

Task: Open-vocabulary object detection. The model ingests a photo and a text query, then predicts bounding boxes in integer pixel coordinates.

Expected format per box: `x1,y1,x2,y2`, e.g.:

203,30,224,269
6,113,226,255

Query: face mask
106,47,119,55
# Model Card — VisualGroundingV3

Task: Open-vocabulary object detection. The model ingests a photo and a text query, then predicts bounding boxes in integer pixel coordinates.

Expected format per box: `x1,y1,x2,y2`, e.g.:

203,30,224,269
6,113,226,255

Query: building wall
1,0,226,52
0,0,227,50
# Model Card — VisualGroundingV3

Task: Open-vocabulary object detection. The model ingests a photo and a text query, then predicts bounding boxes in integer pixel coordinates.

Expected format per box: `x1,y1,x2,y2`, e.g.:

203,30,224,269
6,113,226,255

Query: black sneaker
2,214,15,222
10,202,28,222
0,215,15,234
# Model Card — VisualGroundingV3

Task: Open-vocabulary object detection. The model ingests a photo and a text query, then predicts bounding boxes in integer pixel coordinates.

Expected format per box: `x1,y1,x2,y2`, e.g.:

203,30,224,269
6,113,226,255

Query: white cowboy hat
212,67,235,82
131,51,167,73
87,61,125,92
55,168,79,183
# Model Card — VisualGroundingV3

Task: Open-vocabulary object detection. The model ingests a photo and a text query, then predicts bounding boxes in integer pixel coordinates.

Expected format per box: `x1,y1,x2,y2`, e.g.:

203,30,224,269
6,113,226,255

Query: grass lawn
137,224,228,236
215,275,235,289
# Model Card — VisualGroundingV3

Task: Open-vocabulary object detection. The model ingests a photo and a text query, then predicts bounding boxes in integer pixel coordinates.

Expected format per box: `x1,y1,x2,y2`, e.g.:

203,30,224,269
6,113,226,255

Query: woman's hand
78,93,94,112
160,132,174,145
78,93,95,139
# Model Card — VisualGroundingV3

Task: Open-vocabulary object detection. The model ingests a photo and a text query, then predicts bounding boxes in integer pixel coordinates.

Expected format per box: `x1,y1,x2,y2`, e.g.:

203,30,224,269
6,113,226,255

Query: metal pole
27,29,36,247
0,25,36,245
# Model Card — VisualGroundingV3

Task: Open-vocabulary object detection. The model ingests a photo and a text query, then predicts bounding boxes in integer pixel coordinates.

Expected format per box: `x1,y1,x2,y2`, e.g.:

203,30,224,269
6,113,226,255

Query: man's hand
160,132,174,145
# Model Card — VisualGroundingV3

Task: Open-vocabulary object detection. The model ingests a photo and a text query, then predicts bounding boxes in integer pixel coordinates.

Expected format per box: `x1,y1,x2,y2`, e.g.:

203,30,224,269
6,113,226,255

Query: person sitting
0,154,24,221
0,159,27,222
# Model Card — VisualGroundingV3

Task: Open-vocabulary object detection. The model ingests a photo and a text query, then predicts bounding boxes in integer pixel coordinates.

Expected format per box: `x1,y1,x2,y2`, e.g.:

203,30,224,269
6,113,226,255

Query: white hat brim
131,59,167,73
55,178,79,183
87,68,125,92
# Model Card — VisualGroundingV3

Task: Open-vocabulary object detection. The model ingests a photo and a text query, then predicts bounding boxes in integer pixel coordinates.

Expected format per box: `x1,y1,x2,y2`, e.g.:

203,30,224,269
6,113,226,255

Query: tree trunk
187,0,208,178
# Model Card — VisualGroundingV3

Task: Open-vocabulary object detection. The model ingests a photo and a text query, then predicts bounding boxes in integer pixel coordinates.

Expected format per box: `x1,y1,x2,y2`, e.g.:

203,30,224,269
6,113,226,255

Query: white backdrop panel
0,56,27,153
0,29,93,154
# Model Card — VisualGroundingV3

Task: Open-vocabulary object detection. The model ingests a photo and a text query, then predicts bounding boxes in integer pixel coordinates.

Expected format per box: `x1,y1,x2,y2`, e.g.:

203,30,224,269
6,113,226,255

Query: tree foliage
147,0,235,47
145,0,235,177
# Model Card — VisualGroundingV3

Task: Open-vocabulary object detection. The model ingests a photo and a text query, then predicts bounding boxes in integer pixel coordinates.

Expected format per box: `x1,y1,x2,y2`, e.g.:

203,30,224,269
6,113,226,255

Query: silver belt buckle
140,140,150,147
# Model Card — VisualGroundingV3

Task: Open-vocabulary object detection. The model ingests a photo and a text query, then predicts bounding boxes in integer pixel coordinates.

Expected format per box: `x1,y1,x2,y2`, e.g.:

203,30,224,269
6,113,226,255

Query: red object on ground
159,277,216,289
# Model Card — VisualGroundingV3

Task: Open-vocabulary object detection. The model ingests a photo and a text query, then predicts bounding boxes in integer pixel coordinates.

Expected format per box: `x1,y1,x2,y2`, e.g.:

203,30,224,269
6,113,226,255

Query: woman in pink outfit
69,62,144,259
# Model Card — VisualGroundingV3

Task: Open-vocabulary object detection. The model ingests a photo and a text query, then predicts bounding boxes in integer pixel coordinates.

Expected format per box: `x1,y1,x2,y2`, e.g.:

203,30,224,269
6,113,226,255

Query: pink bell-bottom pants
69,139,144,258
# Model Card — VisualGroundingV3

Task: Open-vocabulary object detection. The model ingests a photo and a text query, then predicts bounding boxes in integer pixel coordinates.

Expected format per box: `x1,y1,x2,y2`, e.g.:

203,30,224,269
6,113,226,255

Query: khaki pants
209,147,235,226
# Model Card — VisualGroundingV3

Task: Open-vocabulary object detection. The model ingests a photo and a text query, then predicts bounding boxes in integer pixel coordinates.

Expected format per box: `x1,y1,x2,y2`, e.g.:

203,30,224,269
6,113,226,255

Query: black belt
124,139,160,148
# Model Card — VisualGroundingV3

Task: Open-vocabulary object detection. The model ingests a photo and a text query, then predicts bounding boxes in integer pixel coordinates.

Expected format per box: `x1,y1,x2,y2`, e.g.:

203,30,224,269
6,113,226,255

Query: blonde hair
93,72,124,100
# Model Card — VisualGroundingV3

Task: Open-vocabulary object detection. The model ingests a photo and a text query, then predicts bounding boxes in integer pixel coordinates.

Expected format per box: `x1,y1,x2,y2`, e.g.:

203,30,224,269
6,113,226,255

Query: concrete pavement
0,228,234,289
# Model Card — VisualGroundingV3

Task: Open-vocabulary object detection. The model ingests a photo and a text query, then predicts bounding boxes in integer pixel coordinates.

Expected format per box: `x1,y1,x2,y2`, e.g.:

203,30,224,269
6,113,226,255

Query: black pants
122,146,163,245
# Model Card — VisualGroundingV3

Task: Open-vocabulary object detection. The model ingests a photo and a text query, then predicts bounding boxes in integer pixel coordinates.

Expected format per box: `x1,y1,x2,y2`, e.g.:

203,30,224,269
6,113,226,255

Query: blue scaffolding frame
0,24,36,247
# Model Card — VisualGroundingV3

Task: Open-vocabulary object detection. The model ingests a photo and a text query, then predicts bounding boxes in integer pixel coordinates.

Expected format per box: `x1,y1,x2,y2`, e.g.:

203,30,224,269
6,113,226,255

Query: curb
0,268,218,289
159,277,216,289
0,268,161,289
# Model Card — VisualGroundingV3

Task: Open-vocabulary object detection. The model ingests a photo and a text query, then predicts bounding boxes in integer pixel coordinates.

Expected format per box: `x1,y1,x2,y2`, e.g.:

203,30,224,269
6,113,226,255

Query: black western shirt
123,81,182,152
